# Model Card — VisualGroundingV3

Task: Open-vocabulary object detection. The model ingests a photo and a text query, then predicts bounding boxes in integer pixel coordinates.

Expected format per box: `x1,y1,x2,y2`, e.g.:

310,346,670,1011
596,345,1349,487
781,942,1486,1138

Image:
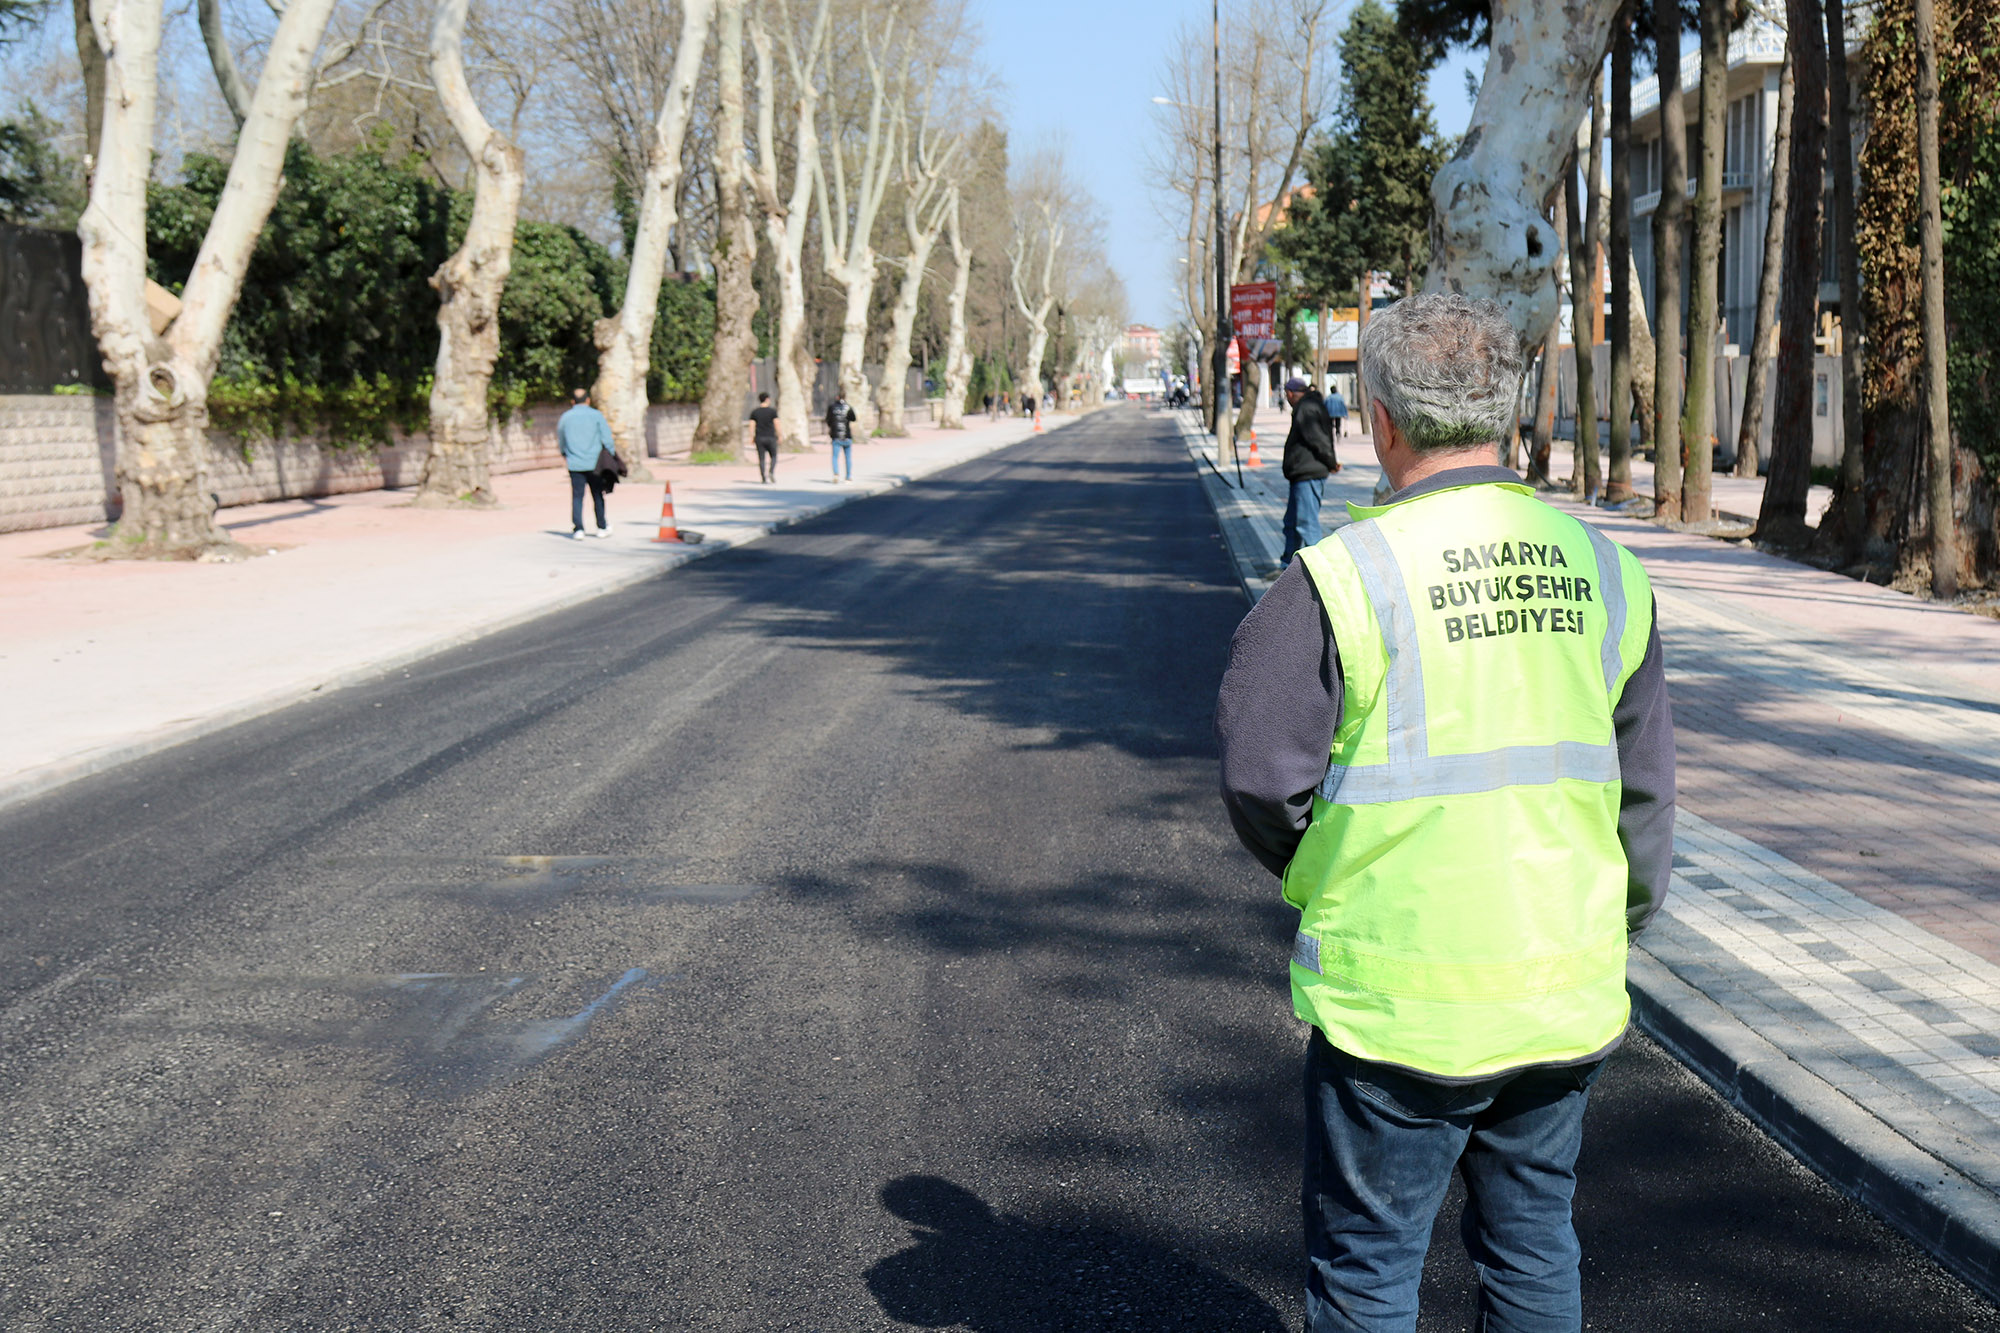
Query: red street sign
1230,281,1278,341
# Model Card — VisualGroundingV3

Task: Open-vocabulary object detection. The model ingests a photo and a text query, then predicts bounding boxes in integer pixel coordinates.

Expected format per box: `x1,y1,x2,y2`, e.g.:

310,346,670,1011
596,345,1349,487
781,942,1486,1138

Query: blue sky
970,0,1485,328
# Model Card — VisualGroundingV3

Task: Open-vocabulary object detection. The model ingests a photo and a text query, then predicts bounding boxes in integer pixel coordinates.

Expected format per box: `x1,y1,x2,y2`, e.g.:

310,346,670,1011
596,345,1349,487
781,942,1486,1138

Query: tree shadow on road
864,1174,1288,1332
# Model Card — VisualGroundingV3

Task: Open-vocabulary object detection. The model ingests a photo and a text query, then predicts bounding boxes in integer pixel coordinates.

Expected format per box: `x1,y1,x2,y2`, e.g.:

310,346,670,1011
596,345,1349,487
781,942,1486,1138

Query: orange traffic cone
653,480,682,543
1033,412,1043,433
1245,429,1260,468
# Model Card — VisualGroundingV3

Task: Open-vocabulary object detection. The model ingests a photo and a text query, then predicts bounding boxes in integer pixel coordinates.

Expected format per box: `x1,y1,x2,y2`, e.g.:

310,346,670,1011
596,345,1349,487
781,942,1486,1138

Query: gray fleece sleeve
1614,600,1676,934
1215,563,1343,876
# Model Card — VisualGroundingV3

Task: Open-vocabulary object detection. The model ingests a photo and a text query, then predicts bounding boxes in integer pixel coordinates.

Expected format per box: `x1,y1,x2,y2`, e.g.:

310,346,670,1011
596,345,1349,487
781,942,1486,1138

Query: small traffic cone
653,480,682,543
1033,412,1043,433
1245,429,1260,468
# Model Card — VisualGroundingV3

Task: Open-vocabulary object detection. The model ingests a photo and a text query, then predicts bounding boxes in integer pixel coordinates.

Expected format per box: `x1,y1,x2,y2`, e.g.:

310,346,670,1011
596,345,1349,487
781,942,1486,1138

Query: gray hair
1359,292,1523,452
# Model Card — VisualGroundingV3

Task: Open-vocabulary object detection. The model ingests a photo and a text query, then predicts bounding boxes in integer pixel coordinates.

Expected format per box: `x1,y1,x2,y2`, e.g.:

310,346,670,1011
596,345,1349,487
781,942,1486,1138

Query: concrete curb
0,427,1037,815
1172,412,1276,604
1628,950,2000,1302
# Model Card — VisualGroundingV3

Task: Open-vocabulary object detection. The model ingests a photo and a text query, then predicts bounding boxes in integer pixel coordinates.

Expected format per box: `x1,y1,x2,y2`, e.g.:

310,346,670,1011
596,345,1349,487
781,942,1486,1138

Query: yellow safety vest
1285,480,1655,1079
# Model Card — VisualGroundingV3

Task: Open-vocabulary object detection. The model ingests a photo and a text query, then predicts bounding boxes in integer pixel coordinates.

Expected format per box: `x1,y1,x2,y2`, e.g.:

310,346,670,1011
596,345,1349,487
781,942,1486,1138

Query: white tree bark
747,0,828,452
938,185,971,429
1424,0,1624,355
1009,195,1063,414
693,0,759,461
78,0,339,556
814,6,903,430
416,0,524,508
591,0,716,475
873,105,960,436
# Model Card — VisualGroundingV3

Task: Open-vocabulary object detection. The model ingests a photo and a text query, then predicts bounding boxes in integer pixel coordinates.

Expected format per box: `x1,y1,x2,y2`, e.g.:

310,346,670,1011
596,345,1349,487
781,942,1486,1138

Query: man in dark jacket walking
826,394,858,481
1280,377,1341,566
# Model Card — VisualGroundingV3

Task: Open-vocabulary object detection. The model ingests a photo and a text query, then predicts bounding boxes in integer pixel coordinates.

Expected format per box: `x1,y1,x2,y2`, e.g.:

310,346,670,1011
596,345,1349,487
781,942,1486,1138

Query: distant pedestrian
558,387,615,539
984,392,995,420
826,393,858,481
1326,385,1349,438
749,392,780,483
1279,376,1340,568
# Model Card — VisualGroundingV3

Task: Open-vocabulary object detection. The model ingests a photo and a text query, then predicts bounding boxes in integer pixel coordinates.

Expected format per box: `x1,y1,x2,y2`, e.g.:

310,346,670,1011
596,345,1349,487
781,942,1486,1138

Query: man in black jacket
1280,377,1341,566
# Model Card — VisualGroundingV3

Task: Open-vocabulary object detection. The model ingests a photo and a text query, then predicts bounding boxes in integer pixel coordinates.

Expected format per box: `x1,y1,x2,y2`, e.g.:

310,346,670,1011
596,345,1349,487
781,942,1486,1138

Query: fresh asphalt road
1,406,1991,1331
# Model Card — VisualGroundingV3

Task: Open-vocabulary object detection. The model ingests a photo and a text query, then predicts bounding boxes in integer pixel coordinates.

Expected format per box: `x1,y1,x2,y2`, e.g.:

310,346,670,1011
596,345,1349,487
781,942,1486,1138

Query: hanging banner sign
1229,282,1278,341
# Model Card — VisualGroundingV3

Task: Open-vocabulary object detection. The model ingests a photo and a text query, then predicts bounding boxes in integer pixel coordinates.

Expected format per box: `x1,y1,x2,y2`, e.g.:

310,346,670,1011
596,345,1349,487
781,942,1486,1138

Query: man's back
558,405,609,470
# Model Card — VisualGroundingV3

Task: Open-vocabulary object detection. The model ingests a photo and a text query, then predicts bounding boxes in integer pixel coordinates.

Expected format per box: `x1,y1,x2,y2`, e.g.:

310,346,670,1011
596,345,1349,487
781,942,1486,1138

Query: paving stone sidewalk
0,414,1040,810
1176,406,2000,1299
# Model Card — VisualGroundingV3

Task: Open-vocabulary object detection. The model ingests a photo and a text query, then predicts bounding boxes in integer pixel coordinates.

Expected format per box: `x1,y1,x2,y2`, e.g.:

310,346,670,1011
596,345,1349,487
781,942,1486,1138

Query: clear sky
969,0,1485,330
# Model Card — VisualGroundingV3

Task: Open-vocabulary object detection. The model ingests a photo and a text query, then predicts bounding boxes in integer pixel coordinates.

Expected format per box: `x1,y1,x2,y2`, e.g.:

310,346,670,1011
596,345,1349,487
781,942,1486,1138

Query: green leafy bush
146,137,715,445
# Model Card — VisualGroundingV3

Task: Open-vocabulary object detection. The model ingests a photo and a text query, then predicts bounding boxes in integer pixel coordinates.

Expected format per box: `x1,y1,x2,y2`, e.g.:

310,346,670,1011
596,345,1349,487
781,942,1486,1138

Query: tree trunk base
1752,513,1814,548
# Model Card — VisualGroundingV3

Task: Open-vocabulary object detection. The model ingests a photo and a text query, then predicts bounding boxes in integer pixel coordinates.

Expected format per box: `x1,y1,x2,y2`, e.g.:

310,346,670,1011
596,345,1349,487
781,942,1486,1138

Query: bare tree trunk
939,187,970,429
1527,180,1568,486
874,125,956,436
815,8,902,429
78,0,338,557
1607,8,1635,502
747,0,827,453
197,0,251,127
1913,0,1956,596
1680,0,1728,526
416,0,523,509
1627,248,1659,458
1315,302,1328,394
1566,119,1603,502
1652,0,1689,521
693,0,759,462
1737,44,1792,479
1757,0,1827,543
592,0,715,478
1424,0,1625,356
71,0,105,165
1824,0,1867,549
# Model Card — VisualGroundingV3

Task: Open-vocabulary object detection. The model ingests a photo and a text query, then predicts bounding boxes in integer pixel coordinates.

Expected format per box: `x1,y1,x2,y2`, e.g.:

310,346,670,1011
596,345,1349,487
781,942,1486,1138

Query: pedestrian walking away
1216,292,1676,1333
750,393,780,484
826,393,858,481
1326,385,1348,438
1279,376,1341,568
984,392,995,421
557,387,616,538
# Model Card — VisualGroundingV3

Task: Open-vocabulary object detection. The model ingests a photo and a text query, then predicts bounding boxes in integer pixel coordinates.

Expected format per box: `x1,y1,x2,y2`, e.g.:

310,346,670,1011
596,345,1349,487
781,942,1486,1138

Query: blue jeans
830,438,852,479
1283,477,1325,563
1303,1029,1603,1333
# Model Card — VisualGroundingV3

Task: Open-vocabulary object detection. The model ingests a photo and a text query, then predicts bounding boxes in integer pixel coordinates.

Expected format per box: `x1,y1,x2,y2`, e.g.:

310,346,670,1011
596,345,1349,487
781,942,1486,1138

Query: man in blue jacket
558,388,615,538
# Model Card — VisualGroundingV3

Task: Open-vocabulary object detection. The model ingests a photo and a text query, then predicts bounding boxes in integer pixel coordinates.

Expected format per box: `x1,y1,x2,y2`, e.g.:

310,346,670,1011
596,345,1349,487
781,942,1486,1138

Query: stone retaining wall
0,395,701,534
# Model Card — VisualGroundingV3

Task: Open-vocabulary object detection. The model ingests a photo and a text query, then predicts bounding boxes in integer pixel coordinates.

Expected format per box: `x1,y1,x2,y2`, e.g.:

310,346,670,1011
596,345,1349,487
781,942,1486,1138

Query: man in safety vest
1216,292,1675,1333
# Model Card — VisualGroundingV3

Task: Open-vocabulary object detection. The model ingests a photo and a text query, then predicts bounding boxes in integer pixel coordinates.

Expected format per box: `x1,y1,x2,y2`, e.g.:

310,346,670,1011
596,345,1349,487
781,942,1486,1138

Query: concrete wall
0,395,701,534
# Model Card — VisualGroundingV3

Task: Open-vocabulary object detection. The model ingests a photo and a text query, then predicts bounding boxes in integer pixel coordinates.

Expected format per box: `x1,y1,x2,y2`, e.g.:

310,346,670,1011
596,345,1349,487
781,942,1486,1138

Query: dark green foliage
494,218,622,413
963,354,1014,412
0,101,84,227
1281,0,1443,302
648,276,715,404
149,139,451,443
145,138,715,444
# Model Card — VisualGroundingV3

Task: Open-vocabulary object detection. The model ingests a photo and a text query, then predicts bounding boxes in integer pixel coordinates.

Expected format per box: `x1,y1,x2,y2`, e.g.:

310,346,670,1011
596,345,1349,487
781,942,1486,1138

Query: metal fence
0,222,106,394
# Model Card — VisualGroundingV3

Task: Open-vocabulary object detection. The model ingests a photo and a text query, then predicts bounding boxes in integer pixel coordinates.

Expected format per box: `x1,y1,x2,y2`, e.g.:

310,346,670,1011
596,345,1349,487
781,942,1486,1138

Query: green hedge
147,138,712,445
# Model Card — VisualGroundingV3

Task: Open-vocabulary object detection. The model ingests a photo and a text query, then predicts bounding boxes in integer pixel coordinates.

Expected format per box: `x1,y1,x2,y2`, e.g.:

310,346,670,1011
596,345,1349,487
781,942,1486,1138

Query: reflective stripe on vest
1316,515,1624,806
1284,483,1652,1077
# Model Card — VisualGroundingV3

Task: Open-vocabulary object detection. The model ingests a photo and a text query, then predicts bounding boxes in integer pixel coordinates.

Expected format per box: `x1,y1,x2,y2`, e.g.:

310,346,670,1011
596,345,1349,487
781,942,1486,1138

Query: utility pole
1212,0,1235,477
